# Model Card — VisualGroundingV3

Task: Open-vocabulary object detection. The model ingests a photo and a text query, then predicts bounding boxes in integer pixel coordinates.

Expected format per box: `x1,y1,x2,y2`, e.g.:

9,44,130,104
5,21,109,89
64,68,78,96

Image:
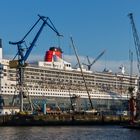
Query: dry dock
0,114,130,126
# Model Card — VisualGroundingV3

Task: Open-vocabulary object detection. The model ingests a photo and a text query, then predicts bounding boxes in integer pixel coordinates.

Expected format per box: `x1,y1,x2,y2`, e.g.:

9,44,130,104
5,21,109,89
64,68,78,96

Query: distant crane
82,50,106,70
9,15,62,112
128,13,140,123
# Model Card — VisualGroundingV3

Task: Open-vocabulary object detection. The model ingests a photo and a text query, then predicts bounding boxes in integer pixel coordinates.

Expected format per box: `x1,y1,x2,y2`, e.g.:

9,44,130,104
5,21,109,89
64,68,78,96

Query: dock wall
0,114,130,126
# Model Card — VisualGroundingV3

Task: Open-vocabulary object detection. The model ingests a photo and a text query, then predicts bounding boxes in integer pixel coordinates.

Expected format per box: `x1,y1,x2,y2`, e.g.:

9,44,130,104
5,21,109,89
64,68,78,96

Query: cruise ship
0,39,139,115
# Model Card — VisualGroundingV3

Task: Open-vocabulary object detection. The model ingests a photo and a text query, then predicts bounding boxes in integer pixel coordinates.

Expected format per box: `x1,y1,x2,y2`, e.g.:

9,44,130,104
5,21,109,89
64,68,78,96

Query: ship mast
70,37,94,110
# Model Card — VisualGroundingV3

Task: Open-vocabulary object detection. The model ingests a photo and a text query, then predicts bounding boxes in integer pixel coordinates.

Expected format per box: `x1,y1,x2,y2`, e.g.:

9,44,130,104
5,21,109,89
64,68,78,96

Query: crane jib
9,15,62,64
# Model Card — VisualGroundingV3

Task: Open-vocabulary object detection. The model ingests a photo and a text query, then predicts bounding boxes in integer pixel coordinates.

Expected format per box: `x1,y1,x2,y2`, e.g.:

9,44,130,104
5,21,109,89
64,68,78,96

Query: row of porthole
1,90,97,96
1,91,70,96
1,90,94,97
1,90,119,99
29,93,95,98
1,86,115,97
2,86,87,94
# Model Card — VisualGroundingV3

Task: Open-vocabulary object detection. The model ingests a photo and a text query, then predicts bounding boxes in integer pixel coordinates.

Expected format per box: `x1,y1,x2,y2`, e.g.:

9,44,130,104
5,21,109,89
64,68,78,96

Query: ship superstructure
0,42,139,115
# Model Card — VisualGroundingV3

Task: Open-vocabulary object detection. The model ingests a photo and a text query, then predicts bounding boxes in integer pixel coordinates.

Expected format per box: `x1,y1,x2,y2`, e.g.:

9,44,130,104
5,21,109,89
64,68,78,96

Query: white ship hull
0,46,138,114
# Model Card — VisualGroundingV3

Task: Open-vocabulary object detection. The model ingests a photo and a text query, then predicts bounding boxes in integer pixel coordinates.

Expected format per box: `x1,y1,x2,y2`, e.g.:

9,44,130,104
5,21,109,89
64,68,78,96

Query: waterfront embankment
0,113,130,126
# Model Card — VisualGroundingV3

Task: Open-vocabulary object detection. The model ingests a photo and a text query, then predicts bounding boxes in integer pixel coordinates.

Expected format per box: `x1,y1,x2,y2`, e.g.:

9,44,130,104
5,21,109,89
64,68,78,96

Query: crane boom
24,21,46,61
70,37,94,110
9,15,62,65
91,50,106,65
128,13,140,74
83,50,105,70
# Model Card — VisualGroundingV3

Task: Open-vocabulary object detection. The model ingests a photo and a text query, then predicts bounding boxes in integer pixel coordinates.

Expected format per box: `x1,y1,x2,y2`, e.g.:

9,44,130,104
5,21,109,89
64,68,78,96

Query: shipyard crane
70,37,94,111
128,13,140,123
9,15,62,112
82,50,106,70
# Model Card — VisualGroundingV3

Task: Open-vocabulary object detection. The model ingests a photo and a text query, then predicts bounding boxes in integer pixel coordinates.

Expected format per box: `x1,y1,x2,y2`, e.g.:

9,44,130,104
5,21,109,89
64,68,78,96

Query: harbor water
0,125,140,140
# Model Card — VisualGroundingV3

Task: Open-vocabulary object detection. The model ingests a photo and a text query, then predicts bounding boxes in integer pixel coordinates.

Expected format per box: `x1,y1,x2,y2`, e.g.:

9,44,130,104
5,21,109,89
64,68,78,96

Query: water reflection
0,126,139,140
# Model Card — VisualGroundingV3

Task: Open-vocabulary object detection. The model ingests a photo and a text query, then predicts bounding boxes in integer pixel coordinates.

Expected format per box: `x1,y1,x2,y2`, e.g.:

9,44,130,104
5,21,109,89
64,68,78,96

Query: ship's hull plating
0,93,129,113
